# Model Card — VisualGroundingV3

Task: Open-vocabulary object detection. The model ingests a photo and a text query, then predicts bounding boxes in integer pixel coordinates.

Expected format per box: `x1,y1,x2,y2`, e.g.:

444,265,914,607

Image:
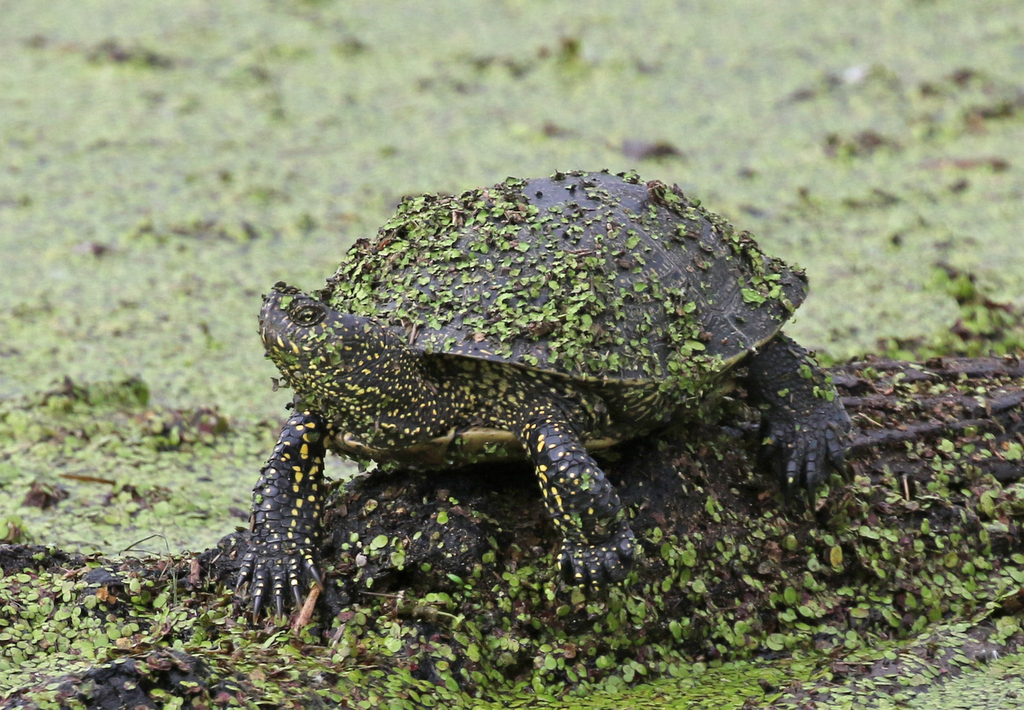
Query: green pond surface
1,0,1023,707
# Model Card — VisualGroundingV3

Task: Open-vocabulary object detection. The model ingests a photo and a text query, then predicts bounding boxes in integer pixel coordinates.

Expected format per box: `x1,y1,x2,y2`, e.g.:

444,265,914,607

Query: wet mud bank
3,356,1023,708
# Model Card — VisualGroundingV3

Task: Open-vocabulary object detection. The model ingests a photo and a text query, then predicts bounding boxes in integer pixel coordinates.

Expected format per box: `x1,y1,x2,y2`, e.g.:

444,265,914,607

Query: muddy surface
3,357,1023,708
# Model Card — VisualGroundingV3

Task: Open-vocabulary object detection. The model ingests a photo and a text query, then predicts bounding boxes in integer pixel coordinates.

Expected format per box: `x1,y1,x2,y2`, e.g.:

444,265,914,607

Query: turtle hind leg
745,333,852,492
236,409,329,617
519,410,635,588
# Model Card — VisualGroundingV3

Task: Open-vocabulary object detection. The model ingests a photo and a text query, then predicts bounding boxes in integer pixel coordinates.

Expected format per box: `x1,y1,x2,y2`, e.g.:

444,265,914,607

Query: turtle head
259,282,403,399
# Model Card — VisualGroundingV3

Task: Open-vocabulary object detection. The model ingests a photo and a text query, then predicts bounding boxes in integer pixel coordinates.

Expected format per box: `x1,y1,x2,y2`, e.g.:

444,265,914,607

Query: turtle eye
290,302,325,327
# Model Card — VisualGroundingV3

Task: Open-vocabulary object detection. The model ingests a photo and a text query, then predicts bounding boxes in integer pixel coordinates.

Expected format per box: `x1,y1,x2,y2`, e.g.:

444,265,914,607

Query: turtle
236,169,851,616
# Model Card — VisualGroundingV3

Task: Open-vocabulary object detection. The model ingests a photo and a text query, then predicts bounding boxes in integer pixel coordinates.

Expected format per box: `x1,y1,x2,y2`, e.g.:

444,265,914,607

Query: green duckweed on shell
320,170,805,399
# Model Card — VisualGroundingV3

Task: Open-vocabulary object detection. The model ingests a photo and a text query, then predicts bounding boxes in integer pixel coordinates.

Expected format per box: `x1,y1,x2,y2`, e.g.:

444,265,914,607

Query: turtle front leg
519,411,635,588
236,409,330,617
745,334,852,492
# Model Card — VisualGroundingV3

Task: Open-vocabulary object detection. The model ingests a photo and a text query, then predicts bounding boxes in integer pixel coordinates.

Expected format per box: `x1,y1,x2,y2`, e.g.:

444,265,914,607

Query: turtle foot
236,539,322,618
746,334,852,493
760,401,851,492
558,524,635,589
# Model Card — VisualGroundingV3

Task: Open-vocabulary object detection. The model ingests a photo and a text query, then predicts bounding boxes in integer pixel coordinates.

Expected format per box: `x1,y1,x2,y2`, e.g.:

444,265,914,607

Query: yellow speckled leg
236,410,329,617
520,413,635,588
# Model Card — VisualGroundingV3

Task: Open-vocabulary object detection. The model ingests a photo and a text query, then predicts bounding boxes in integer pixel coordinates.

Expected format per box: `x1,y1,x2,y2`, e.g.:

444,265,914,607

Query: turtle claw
250,585,266,620
761,404,852,493
305,558,323,587
558,524,635,589
236,539,320,619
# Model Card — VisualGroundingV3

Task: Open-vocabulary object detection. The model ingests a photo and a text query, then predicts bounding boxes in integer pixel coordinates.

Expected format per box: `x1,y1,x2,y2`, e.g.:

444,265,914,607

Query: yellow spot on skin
295,471,304,483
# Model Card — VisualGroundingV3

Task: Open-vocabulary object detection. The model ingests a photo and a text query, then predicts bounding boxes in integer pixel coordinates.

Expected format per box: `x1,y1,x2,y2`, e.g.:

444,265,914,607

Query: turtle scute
320,169,808,394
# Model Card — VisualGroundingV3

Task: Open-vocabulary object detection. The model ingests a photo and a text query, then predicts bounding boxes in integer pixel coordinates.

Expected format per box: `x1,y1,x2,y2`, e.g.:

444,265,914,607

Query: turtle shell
320,170,806,398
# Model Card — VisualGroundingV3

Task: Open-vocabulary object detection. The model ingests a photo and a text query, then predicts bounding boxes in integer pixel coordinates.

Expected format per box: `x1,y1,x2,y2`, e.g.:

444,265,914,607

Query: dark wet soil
3,356,1023,709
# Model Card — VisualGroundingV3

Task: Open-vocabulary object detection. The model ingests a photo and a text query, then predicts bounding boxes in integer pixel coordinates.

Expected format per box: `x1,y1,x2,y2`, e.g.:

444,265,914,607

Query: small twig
122,534,180,606
292,584,321,632
856,412,884,428
60,473,117,485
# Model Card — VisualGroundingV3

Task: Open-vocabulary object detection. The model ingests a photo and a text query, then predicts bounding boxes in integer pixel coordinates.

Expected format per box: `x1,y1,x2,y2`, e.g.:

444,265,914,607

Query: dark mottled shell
321,171,806,396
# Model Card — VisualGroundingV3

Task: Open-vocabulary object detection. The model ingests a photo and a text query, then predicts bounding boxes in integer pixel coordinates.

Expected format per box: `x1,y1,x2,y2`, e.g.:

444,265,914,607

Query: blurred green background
0,0,1022,555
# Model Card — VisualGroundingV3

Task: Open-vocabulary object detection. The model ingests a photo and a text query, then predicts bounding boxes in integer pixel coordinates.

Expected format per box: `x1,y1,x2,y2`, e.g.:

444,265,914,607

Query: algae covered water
1,1,1023,707
1,0,1022,414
